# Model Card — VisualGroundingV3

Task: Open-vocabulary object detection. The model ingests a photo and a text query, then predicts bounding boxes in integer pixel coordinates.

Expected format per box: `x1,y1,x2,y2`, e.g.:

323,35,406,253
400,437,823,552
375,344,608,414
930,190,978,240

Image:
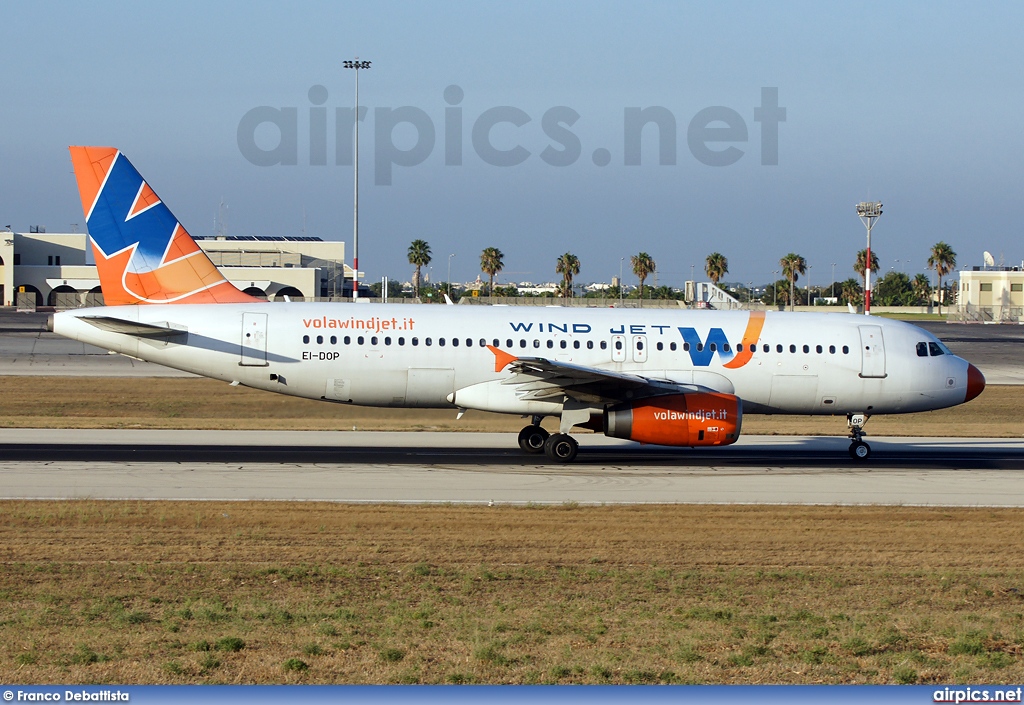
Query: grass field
1,501,1022,684
0,377,1019,437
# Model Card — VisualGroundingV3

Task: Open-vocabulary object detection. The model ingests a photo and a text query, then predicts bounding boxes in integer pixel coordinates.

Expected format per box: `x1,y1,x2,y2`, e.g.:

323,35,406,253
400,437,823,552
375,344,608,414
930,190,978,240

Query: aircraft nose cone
965,363,986,402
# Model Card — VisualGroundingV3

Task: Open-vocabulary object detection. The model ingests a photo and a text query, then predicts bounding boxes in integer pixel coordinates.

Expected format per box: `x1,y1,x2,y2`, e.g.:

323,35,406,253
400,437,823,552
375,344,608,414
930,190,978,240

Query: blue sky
3,1,1022,288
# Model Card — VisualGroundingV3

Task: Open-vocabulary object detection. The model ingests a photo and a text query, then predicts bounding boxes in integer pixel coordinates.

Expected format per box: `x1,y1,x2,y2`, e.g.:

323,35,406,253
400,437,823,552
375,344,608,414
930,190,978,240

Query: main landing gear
518,420,549,454
847,413,871,460
518,416,579,462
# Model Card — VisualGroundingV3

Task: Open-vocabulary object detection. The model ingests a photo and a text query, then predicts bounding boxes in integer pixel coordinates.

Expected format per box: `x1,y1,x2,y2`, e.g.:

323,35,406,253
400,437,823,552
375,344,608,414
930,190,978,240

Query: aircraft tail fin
69,146,259,305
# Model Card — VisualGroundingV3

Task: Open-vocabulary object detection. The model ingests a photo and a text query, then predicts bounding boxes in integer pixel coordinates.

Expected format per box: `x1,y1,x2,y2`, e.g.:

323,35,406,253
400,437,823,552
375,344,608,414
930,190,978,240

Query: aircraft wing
501,356,701,404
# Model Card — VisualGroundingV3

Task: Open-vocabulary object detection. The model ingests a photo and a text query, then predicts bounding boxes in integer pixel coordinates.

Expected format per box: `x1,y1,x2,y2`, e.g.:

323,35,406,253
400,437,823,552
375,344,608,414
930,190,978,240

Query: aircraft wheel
518,425,549,454
543,433,579,463
849,441,871,460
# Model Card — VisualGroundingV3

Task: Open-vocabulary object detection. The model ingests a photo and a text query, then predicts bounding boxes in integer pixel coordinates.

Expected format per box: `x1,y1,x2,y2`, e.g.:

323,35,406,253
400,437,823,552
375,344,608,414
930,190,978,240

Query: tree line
394,239,958,310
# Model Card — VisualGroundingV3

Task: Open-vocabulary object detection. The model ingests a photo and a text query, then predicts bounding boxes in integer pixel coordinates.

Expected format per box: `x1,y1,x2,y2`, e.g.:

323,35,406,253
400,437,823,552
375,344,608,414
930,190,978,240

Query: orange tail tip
68,146,259,305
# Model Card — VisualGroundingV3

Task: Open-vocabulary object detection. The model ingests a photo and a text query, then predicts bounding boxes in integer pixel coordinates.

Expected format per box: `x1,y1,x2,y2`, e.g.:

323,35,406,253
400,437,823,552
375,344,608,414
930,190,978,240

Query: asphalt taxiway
2,429,1022,506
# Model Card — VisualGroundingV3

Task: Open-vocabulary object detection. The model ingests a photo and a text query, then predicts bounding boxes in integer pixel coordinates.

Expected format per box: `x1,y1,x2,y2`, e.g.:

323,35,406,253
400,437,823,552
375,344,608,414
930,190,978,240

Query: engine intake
604,392,742,447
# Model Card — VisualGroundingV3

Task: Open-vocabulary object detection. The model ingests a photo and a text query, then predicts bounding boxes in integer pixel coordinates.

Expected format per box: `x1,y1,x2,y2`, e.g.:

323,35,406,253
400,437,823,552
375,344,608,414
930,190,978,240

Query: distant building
0,231,350,307
957,266,1024,323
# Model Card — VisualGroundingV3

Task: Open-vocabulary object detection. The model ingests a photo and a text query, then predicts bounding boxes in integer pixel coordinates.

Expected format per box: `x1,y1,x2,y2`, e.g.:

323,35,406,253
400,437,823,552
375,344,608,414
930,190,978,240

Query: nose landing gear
848,413,871,460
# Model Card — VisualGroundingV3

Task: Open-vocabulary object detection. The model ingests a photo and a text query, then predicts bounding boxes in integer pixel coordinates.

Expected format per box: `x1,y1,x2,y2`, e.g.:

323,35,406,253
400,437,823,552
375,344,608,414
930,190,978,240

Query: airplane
49,147,985,463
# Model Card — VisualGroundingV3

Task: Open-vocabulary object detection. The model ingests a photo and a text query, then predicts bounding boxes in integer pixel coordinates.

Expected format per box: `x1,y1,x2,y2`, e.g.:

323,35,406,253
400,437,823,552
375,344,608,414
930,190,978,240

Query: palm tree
407,239,432,298
631,252,656,307
705,252,728,285
853,249,880,301
555,252,580,298
480,247,504,296
928,241,957,315
840,279,862,307
912,273,932,306
779,253,806,311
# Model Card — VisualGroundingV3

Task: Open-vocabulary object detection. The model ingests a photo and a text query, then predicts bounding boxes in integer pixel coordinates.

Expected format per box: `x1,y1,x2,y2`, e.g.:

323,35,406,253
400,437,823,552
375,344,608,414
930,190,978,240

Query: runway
2,429,1023,506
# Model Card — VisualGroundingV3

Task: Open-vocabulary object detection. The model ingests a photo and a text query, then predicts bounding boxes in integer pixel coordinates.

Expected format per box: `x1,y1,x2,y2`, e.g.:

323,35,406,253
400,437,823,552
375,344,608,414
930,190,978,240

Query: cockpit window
928,342,945,356
916,342,928,357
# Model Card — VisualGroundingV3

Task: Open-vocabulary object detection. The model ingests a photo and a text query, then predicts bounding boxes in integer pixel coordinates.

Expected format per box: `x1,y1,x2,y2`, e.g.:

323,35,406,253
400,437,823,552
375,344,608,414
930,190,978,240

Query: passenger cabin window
842,345,849,354
763,344,770,353
917,342,928,357
302,335,309,344
412,337,419,346
600,341,607,350
317,335,324,344
670,342,677,351
330,336,337,345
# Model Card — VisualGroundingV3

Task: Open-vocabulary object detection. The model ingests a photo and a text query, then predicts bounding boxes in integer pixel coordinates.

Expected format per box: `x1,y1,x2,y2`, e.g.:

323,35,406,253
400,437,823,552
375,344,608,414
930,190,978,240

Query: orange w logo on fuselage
678,311,766,369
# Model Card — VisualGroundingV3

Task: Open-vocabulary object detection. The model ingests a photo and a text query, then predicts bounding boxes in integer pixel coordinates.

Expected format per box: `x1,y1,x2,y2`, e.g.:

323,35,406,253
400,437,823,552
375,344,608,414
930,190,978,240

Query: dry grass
0,377,1018,436
1,501,1022,684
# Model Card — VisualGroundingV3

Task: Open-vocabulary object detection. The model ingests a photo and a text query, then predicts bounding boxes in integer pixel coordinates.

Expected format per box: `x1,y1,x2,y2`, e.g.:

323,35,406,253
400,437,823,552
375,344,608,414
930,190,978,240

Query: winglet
487,345,518,372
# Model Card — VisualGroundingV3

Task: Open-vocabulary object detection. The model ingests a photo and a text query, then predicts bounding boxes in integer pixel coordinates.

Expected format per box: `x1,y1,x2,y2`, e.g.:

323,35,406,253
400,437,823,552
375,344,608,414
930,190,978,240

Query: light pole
772,270,779,306
856,201,882,315
831,262,836,300
619,257,624,305
447,253,455,298
345,57,371,302
807,264,812,306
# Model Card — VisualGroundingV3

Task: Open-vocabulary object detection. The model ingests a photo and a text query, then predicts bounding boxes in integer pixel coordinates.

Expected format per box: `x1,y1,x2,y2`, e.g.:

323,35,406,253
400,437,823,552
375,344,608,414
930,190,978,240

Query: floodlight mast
856,201,882,315
345,57,371,301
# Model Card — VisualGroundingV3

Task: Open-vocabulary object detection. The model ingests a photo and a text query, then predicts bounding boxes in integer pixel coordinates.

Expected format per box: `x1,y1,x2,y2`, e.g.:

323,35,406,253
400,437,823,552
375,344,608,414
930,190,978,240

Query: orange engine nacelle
603,393,742,447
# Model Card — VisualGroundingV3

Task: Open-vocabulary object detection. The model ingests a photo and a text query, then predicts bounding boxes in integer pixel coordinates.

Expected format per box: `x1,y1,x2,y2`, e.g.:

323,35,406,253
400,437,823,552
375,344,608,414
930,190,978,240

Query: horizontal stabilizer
78,316,186,340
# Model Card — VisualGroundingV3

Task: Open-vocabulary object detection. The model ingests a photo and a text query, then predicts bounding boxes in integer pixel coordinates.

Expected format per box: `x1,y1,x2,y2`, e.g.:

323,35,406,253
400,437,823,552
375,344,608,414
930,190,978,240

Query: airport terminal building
0,230,350,308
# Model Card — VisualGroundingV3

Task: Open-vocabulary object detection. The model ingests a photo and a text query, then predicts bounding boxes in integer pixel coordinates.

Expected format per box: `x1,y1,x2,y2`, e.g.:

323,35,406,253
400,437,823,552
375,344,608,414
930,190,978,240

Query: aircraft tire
849,441,871,460
518,425,549,454
543,433,579,463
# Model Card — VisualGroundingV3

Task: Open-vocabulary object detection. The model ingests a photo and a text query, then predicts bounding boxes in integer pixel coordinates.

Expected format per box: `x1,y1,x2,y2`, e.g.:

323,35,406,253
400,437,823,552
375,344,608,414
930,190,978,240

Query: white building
0,230,350,308
957,266,1024,322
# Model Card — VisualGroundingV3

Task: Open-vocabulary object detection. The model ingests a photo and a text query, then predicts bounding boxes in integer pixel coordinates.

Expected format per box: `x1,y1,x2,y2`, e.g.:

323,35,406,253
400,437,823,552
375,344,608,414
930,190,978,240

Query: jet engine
604,392,742,447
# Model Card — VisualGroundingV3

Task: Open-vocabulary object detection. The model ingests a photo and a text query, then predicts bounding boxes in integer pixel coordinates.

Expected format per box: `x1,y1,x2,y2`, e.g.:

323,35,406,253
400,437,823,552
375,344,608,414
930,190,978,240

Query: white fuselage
53,303,975,418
